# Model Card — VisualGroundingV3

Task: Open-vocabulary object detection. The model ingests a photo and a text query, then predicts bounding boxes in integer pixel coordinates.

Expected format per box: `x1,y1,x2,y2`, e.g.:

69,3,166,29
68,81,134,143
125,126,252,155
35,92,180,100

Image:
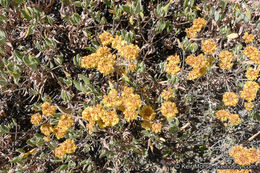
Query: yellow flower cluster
82,32,140,75
216,110,230,122
219,50,233,70
41,102,56,116
40,123,53,136
82,104,119,130
243,46,260,64
185,17,206,38
246,67,259,81
81,46,116,75
229,145,260,166
99,31,114,46
186,54,210,80
222,92,238,107
160,101,178,119
152,123,162,133
240,81,259,102
165,55,181,75
102,89,122,109
82,87,142,129
121,87,142,122
244,101,254,111
216,110,241,126
242,32,254,43
30,113,42,125
140,106,155,130
202,40,217,55
140,106,155,121
112,35,140,61
55,139,77,159
53,114,74,139
161,88,174,101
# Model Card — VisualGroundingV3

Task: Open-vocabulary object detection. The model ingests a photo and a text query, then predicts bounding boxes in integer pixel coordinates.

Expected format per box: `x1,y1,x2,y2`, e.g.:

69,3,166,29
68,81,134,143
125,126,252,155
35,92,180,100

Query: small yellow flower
250,53,260,65
152,123,162,133
218,50,233,70
185,18,206,38
99,31,114,46
102,110,119,127
140,106,156,121
30,113,42,125
58,114,74,129
102,89,121,109
246,67,259,81
40,123,53,136
161,88,174,101
81,53,99,69
201,40,217,55
160,101,178,119
229,145,244,157
62,139,77,154
41,102,56,116
185,27,197,38
244,101,254,111
192,17,206,32
243,46,258,59
228,114,241,126
222,92,238,106
216,110,230,122
242,32,255,43
229,145,259,166
165,55,181,75
121,86,134,98
55,145,66,159
124,108,138,122
186,54,209,80
82,106,98,122
53,128,67,139
240,81,259,102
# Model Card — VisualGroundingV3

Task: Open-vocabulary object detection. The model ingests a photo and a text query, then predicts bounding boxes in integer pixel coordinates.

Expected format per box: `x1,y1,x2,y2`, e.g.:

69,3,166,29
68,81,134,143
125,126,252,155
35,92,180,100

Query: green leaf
85,47,96,52
0,76,8,86
121,5,131,14
157,20,166,33
21,9,32,21
54,55,63,65
11,156,21,163
73,80,88,93
70,13,82,25
0,125,10,135
0,0,10,8
59,164,68,171
13,50,23,62
45,37,55,49
163,3,170,16
104,0,112,8
74,1,82,7
16,148,25,153
214,11,220,22
91,40,99,48
61,89,72,103
79,74,91,86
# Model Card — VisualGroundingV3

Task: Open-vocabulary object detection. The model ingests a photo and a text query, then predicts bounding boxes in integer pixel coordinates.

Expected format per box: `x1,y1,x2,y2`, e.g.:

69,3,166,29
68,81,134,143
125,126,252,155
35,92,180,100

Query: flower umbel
222,92,238,107
30,113,42,125
201,40,217,55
